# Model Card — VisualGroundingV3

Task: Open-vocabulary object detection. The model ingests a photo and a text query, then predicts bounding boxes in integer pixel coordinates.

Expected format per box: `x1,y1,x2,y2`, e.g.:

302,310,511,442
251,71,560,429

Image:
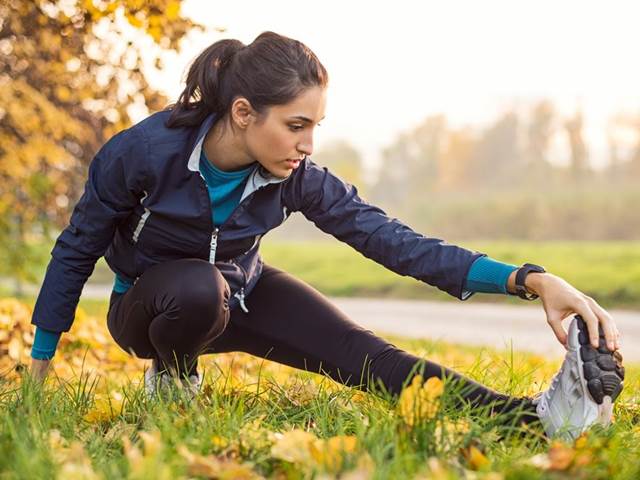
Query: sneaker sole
575,315,625,427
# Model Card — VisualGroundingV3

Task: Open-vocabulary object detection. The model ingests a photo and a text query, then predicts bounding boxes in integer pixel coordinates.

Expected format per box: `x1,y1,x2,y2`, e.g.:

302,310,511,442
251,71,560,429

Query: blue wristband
31,326,62,360
464,256,518,294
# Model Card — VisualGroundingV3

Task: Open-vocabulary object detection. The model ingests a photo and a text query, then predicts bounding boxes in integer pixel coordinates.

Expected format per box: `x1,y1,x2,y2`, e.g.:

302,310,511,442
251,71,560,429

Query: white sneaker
144,358,171,397
182,372,202,399
144,358,202,400
534,315,624,441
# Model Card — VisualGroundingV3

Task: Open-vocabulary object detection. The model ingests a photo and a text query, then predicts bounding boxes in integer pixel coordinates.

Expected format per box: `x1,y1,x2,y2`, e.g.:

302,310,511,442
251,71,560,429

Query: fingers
576,300,602,349
548,317,568,348
586,296,620,350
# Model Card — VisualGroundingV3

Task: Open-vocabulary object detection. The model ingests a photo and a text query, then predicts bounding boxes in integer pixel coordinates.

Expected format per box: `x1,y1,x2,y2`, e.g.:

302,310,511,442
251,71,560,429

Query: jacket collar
186,113,290,201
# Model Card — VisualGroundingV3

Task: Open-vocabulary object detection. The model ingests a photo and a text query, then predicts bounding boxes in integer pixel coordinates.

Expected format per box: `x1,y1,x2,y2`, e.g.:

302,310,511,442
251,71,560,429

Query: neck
202,117,256,172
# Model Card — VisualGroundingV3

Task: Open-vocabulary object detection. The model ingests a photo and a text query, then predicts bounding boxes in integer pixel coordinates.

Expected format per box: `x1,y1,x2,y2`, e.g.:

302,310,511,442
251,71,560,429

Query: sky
141,0,640,174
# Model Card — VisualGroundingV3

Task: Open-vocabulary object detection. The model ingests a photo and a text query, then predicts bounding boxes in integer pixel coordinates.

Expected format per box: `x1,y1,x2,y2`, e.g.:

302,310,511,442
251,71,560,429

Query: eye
289,123,322,132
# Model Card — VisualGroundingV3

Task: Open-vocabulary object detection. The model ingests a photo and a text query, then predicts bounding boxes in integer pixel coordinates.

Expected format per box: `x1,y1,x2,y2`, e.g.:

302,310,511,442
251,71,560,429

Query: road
331,297,640,361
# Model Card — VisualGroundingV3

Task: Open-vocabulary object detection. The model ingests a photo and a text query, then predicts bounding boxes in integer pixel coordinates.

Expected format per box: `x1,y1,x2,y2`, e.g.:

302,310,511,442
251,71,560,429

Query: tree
524,100,555,183
371,115,446,212
564,110,590,181
436,127,475,192
469,110,521,189
0,0,203,293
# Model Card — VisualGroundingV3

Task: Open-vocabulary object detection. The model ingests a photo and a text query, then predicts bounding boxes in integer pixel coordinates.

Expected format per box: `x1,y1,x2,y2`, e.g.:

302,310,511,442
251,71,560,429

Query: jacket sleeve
31,128,148,332
283,158,486,300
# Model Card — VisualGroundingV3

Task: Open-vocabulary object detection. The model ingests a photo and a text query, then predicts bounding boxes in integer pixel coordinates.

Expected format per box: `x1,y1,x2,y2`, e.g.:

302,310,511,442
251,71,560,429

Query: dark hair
165,31,329,128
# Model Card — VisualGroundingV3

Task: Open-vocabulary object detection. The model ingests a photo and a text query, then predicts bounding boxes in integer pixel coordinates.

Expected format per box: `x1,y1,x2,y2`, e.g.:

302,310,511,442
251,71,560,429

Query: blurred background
1,0,639,309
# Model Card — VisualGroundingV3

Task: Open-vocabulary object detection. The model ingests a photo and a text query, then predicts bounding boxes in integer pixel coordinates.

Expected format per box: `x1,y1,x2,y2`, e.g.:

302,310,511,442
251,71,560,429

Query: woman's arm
28,326,61,382
31,127,148,335
284,159,486,301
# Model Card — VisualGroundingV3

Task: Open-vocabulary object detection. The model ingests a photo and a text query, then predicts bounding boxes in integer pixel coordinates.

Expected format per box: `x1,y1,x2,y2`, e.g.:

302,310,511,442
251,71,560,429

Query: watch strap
515,263,546,300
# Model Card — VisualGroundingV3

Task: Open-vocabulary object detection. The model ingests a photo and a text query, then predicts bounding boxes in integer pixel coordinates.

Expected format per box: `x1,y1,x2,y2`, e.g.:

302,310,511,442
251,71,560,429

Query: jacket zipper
195,169,219,265
209,227,219,263
198,169,248,312
196,162,276,310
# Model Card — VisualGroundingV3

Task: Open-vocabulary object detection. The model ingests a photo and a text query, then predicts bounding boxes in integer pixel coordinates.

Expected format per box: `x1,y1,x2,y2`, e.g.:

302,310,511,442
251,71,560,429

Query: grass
1,296,639,479
258,240,640,309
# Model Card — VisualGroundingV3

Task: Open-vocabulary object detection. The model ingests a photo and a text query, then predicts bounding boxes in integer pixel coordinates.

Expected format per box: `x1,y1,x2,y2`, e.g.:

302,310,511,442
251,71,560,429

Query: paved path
24,283,640,361
331,297,640,361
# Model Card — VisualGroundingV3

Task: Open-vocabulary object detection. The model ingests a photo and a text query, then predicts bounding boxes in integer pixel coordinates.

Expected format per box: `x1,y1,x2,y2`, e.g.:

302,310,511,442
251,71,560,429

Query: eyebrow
289,115,326,123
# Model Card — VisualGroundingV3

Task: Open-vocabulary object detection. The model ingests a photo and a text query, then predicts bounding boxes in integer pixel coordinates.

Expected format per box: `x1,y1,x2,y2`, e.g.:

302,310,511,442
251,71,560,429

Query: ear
230,97,256,129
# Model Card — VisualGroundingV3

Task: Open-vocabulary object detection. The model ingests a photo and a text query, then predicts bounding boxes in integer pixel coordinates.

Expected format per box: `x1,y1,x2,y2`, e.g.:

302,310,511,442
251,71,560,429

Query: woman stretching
29,31,624,441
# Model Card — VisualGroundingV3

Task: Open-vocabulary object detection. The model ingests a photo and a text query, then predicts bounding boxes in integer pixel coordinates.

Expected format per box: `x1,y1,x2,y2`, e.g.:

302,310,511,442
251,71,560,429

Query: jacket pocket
243,234,262,255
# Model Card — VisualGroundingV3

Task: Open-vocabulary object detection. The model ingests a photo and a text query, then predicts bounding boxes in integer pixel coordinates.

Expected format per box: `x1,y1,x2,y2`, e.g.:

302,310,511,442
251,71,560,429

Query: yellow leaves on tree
0,0,202,290
397,375,445,427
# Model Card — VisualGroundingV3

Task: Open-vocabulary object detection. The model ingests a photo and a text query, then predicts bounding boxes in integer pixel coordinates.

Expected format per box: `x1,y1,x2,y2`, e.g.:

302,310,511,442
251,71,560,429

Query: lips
285,158,302,169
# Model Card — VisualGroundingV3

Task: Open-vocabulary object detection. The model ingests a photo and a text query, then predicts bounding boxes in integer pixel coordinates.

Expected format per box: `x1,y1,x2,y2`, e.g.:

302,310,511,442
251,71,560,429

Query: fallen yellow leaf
548,441,575,471
465,445,490,470
397,375,444,426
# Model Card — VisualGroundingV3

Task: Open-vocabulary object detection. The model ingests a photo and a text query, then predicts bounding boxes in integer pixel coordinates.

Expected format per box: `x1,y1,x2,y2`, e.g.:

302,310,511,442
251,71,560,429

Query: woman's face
244,86,327,179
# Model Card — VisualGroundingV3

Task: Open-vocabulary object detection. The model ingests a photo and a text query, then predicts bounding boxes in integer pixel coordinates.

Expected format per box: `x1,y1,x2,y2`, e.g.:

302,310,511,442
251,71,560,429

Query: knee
174,259,230,330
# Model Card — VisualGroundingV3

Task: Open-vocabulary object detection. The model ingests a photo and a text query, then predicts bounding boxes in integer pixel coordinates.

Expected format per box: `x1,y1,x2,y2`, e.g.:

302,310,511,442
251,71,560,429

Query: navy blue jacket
31,111,486,333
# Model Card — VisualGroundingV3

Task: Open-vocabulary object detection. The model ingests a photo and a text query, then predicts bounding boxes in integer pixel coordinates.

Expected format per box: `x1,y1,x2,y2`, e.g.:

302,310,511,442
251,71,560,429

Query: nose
297,132,314,157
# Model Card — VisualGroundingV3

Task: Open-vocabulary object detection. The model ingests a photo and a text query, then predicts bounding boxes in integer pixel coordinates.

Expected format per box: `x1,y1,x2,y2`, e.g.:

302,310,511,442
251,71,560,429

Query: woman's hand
508,271,621,351
29,358,52,383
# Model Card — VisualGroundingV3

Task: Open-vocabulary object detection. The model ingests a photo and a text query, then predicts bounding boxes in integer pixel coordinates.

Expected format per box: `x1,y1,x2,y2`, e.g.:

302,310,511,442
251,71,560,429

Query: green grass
2,332,639,479
257,240,640,309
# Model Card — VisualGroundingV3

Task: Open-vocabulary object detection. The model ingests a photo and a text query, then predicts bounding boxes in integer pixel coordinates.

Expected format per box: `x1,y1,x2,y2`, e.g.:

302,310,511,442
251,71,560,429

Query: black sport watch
514,263,546,300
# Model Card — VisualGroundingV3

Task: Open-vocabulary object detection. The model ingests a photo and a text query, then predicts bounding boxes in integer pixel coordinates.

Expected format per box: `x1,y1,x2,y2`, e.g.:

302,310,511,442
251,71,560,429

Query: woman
29,32,624,440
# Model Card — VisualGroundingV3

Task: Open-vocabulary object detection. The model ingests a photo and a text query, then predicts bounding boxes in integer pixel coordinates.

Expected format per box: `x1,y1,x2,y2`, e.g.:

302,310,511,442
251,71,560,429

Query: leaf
270,429,319,464
397,375,444,426
310,435,358,473
177,445,261,479
55,441,100,480
83,391,124,423
464,445,490,470
548,441,575,471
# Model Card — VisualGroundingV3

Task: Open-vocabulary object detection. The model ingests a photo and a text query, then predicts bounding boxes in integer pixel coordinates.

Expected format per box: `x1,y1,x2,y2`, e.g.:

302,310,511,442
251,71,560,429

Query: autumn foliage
0,0,200,289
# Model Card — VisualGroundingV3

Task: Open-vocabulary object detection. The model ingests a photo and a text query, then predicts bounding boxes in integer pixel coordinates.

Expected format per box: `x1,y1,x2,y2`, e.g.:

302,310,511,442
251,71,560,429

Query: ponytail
165,39,245,128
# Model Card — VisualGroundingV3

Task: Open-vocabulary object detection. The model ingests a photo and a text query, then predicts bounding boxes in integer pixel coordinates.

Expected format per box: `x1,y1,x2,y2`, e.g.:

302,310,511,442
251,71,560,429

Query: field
258,240,640,309
1,296,639,479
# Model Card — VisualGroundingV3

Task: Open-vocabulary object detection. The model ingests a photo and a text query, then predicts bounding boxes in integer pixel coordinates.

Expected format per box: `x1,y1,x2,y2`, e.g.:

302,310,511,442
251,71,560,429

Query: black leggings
107,258,537,419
